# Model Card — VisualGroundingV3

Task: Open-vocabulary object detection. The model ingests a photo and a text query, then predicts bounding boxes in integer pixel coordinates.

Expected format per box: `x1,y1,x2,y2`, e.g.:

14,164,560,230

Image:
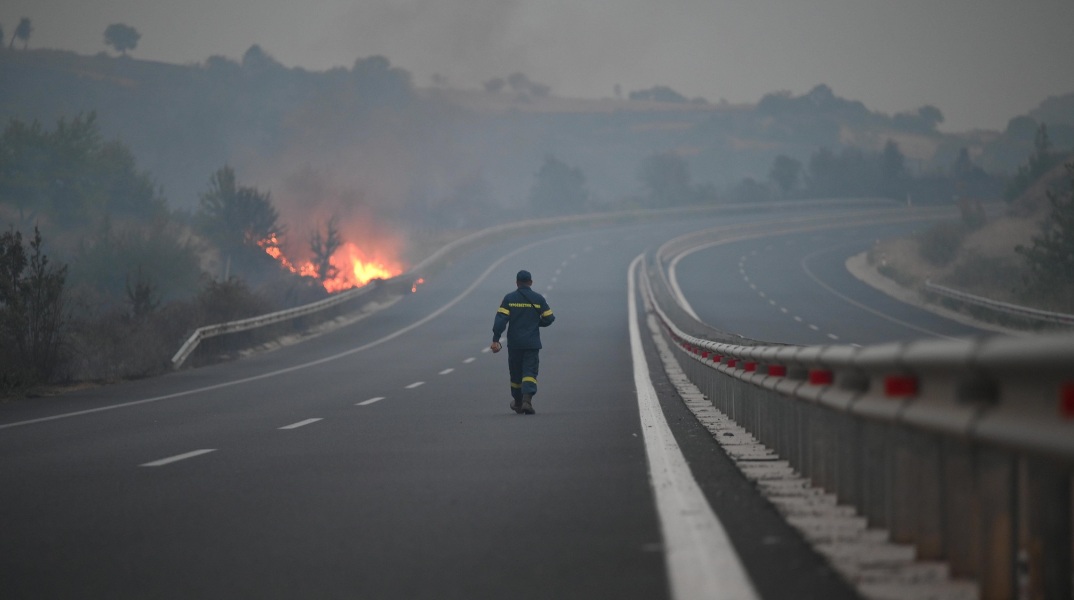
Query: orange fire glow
258,234,403,293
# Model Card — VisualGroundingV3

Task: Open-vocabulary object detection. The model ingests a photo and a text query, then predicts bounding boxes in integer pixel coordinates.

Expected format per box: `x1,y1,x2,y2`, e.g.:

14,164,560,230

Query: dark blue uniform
492,284,554,403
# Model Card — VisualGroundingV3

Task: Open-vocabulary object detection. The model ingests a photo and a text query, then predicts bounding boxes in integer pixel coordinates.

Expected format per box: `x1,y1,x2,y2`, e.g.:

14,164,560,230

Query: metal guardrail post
1024,457,1072,600
977,447,1018,600
942,438,981,580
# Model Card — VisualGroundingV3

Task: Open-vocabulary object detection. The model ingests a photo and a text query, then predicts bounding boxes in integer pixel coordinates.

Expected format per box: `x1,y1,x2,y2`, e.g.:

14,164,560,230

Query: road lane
674,221,991,345
0,208,879,599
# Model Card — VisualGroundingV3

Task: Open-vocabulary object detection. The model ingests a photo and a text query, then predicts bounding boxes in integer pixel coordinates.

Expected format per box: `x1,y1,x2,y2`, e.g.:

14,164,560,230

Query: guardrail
170,279,401,368
925,280,1074,328
172,198,899,368
641,254,1074,599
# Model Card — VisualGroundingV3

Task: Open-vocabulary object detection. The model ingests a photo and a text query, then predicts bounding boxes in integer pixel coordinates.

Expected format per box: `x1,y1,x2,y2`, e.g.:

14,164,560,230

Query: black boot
521,393,535,415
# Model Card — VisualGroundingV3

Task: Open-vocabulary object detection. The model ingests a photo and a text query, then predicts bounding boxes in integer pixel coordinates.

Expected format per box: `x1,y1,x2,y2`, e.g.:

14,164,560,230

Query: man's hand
490,341,502,353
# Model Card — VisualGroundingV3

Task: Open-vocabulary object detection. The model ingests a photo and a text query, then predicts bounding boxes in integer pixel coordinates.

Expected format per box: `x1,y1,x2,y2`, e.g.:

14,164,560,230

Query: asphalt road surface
0,205,987,599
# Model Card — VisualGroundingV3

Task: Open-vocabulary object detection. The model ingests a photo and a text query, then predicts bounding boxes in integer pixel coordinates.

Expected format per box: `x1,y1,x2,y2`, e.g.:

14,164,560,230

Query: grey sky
6,0,1073,131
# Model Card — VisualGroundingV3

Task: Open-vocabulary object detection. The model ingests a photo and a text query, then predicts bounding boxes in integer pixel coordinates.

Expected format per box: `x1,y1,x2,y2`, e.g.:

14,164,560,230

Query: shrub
0,227,68,391
917,221,965,267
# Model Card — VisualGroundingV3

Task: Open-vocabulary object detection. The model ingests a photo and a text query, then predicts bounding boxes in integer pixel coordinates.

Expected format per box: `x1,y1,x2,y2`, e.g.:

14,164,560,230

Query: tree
11,17,31,49
880,140,908,197
639,152,692,206
769,155,802,196
196,166,282,263
629,86,688,103
1005,123,1061,202
0,113,165,226
529,155,589,214
104,23,140,56
0,226,68,385
1016,162,1074,308
309,217,342,284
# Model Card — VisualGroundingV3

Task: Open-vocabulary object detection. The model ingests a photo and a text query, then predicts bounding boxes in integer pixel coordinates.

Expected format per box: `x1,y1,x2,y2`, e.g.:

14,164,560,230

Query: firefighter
490,270,555,414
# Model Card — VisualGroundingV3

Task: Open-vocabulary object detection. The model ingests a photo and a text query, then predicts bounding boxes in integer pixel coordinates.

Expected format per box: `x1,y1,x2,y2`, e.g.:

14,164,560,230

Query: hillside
2,47,1051,218
866,158,1074,320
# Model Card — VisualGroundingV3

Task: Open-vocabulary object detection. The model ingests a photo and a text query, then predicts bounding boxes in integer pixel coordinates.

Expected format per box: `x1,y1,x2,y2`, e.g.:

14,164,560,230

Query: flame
258,234,403,293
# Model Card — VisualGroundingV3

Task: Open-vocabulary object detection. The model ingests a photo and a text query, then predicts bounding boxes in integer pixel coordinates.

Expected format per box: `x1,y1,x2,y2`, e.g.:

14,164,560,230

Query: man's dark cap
516,270,532,282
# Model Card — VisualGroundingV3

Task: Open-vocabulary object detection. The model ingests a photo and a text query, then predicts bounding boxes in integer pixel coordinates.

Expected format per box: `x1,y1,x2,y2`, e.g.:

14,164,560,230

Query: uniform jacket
492,285,554,349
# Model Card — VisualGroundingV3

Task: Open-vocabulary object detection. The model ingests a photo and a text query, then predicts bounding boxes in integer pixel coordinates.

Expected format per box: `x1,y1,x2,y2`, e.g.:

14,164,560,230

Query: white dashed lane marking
738,241,855,343
140,449,216,467
463,357,476,364
439,368,454,375
357,397,385,406
405,381,425,389
279,418,322,430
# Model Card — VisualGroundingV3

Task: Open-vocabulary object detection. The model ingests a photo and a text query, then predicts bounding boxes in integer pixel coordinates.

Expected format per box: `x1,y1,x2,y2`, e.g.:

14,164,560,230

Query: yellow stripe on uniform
498,307,510,315
522,377,537,384
541,310,553,317
510,382,522,389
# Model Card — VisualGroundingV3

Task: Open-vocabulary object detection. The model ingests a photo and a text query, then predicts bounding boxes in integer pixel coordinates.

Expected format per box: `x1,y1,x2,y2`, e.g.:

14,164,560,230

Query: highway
0,205,989,599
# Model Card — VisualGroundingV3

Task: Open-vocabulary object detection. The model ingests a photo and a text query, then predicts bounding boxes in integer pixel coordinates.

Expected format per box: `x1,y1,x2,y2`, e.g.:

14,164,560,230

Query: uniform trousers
507,347,540,401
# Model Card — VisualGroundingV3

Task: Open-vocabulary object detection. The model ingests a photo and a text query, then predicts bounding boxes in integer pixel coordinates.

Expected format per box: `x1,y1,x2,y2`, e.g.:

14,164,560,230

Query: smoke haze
6,0,1074,131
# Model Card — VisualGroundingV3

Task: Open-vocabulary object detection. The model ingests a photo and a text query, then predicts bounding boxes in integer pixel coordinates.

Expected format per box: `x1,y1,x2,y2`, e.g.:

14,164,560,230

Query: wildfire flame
258,233,403,293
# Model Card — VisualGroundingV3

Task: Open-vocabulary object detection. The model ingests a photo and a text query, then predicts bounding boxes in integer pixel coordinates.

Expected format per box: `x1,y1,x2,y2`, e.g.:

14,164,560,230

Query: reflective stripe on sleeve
498,307,510,315
522,377,537,384
541,310,553,317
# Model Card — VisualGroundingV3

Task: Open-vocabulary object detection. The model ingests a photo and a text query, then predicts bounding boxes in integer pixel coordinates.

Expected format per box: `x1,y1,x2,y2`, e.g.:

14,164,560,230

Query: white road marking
280,418,322,430
406,381,425,389
481,347,491,353
780,307,789,314
769,300,776,306
799,247,956,340
828,333,840,340
794,316,803,322
629,255,759,600
809,324,820,331
357,397,385,406
439,368,454,375
463,357,476,364
141,449,216,467
749,283,757,290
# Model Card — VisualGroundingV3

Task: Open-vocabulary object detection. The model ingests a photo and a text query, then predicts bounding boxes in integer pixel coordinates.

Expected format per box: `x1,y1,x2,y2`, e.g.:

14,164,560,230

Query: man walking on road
491,270,555,414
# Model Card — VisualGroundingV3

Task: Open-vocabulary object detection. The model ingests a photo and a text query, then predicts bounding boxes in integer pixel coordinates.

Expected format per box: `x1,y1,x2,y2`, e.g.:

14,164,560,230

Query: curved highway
0,204,981,599
671,220,991,346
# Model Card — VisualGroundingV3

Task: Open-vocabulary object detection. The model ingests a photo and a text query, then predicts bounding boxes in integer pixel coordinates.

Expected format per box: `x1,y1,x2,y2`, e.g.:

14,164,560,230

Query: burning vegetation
258,233,402,293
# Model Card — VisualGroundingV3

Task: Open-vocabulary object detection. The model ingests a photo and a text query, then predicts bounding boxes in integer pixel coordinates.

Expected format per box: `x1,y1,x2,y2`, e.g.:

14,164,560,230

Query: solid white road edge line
140,449,217,467
628,254,759,600
357,397,385,406
279,418,322,430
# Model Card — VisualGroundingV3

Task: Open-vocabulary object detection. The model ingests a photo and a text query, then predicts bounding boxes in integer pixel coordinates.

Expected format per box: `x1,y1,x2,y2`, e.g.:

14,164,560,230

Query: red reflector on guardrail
701,351,709,359
885,375,918,397
726,359,737,368
744,362,757,372
808,369,833,385
768,365,787,377
713,355,723,363
1061,383,1074,420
